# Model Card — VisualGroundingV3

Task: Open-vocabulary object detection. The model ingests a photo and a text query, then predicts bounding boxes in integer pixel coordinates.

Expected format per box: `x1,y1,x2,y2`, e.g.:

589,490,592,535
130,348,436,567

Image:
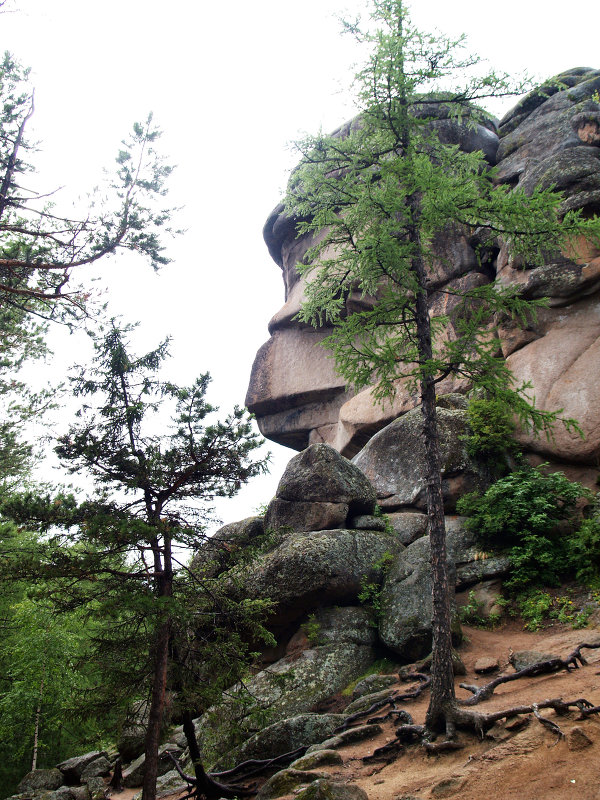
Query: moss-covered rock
290,750,344,770
353,406,488,513
256,769,331,800
295,779,369,800
215,713,347,770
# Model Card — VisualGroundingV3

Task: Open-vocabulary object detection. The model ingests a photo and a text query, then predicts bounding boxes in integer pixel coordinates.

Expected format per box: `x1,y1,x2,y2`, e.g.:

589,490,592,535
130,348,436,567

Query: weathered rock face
229,527,401,629
378,516,510,659
246,69,600,476
352,402,488,513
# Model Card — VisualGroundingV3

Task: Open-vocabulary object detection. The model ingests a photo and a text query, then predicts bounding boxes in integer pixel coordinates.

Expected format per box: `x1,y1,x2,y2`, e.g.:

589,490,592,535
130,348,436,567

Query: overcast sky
2,0,598,532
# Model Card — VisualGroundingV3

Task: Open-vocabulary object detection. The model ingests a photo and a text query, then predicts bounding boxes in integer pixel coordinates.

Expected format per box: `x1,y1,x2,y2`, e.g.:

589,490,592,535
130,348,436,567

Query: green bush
569,514,600,585
457,466,590,591
465,396,520,476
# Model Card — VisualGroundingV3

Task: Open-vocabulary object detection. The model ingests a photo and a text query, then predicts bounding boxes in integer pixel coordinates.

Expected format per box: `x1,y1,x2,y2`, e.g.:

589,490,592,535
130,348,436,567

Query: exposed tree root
362,739,405,763
335,673,430,733
362,642,600,764
211,746,308,782
166,751,253,800
459,643,600,706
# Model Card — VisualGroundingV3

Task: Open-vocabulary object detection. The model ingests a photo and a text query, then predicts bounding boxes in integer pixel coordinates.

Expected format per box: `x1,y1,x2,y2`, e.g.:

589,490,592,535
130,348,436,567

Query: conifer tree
2,322,270,799
284,0,600,739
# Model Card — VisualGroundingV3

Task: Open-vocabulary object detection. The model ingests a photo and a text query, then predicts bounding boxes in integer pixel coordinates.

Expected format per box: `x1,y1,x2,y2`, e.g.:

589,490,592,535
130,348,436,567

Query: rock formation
246,68,600,486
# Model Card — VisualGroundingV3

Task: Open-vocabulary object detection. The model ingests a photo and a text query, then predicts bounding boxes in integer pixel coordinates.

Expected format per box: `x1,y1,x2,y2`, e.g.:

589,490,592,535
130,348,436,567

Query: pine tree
284,0,600,739
2,322,270,799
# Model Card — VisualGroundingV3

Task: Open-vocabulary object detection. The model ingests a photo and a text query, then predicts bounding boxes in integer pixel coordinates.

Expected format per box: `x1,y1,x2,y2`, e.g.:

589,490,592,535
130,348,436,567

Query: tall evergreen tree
284,0,600,739
2,323,270,799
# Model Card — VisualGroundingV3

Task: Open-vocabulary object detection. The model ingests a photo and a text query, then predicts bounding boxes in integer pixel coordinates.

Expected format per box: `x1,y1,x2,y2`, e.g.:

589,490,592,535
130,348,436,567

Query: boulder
378,527,459,659
378,517,510,658
353,407,488,513
189,516,265,578
80,757,111,782
344,689,396,715
122,744,181,789
85,778,106,800
351,673,398,699
296,780,369,800
290,750,344,770
387,512,428,545
217,714,347,769
474,657,499,674
456,579,504,622
348,514,387,531
57,752,107,784
510,650,559,672
265,498,349,533
17,769,64,793
229,528,402,628
132,770,187,800
197,609,375,763
257,769,331,800
275,444,376,513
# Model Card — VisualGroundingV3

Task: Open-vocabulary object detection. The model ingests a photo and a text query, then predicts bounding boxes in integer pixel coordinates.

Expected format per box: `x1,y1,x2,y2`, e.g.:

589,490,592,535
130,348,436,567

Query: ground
109,619,600,800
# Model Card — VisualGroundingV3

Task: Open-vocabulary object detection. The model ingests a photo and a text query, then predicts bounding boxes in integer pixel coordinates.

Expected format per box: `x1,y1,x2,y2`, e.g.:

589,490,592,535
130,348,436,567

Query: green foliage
457,466,590,591
568,508,600,584
0,524,117,795
0,323,272,783
0,54,178,319
464,396,521,476
284,1,600,437
457,466,586,542
358,551,395,620
373,504,395,536
458,589,501,628
302,613,323,646
511,589,597,632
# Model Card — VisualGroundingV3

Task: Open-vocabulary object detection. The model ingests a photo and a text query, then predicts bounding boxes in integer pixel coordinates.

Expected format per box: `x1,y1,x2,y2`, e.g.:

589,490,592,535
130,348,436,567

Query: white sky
2,0,599,533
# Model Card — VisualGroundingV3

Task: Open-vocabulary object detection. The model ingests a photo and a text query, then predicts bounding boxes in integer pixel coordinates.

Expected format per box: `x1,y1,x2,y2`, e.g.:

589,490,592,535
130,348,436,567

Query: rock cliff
246,68,600,486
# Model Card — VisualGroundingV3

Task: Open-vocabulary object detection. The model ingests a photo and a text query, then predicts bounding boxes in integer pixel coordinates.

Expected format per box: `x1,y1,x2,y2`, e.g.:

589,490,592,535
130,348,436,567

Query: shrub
457,466,590,590
465,396,521,477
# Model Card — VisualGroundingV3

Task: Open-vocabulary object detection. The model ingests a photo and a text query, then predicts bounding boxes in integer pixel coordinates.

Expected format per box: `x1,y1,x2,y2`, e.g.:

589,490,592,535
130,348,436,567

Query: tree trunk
408,195,456,735
31,674,44,771
141,618,171,800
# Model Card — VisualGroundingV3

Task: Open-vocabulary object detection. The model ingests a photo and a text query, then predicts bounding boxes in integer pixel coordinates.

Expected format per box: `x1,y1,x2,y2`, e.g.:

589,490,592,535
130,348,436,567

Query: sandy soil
112,620,600,800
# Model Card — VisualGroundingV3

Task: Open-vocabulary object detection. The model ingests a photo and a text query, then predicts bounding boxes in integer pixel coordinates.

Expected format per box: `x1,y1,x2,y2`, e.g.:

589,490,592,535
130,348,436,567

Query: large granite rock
196,607,375,763
247,109,498,458
353,404,488,513
17,769,64,793
215,713,347,770
57,752,108,784
246,70,600,476
378,517,509,658
228,527,402,629
189,516,264,578
275,444,376,512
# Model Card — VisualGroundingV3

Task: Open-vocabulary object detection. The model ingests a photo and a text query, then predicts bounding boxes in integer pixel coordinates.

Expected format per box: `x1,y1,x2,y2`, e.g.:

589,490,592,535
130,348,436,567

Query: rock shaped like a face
246,112,499,458
247,70,600,472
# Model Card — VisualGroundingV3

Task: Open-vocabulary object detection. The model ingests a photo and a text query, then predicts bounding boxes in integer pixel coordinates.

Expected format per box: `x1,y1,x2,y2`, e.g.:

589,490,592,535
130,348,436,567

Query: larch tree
2,322,270,800
283,0,600,740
